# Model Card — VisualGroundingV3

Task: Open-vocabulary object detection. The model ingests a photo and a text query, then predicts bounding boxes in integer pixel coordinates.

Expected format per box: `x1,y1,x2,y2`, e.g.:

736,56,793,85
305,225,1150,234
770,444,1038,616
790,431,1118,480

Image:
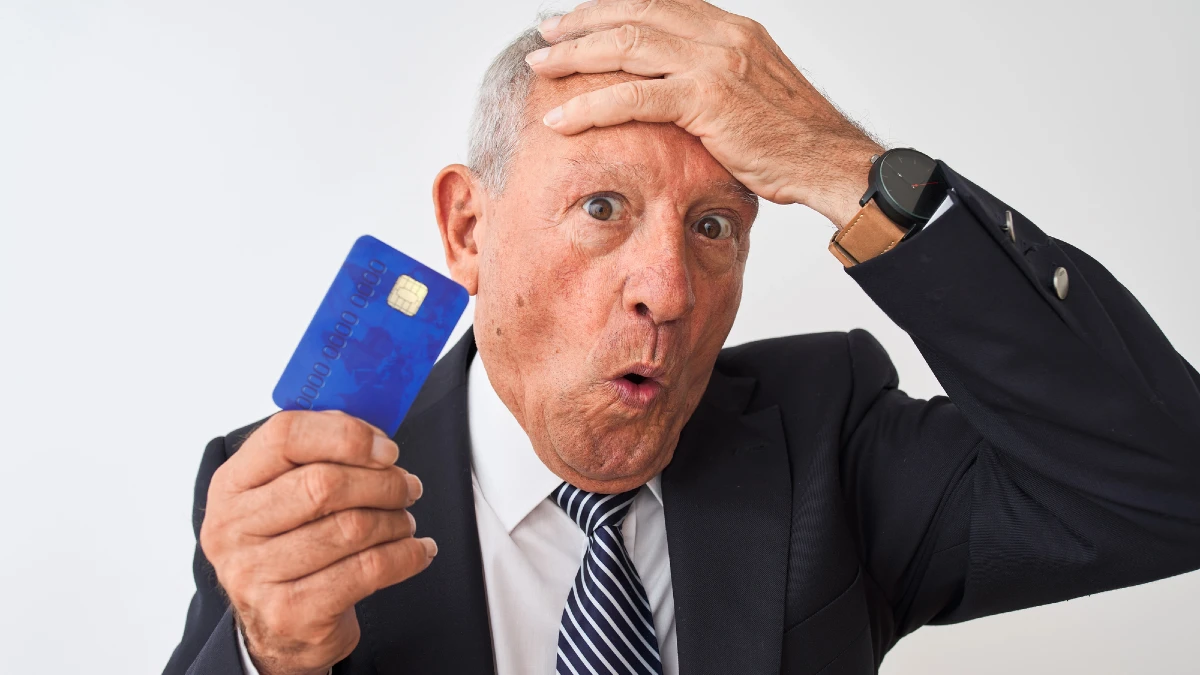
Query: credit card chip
387,275,428,316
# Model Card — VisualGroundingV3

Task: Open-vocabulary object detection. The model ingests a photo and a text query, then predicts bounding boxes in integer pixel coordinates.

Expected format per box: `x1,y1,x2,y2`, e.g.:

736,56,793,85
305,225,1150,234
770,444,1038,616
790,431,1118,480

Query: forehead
516,72,755,202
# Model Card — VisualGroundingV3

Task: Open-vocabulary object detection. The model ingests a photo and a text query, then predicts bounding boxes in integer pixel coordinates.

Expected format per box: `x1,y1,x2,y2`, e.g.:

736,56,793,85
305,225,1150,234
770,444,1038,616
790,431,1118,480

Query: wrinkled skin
436,71,759,494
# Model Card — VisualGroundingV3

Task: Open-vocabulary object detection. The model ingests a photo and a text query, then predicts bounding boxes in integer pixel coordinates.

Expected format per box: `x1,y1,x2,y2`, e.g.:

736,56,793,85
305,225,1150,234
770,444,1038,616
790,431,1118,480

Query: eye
693,214,733,240
582,195,622,221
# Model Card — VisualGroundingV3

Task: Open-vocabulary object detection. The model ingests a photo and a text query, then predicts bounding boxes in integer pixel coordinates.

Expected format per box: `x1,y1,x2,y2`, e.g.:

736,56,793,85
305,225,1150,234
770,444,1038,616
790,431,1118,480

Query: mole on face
516,295,526,308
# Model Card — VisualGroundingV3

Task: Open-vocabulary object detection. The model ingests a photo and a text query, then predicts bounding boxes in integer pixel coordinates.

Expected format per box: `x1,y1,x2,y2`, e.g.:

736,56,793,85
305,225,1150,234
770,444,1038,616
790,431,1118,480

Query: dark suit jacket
165,164,1200,675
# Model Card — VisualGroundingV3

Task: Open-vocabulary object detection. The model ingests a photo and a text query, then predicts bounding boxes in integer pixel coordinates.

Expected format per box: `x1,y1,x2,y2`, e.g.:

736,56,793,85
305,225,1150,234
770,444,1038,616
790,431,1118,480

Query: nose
622,219,695,325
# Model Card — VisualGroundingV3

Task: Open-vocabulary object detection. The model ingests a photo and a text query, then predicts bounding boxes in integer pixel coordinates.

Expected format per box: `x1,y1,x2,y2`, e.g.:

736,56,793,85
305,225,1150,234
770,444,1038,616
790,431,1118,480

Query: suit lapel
663,369,791,675
349,328,496,675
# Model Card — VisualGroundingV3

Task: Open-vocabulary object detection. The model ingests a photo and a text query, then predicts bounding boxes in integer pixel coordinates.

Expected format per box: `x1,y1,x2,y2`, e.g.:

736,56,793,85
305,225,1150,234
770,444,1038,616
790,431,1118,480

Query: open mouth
611,370,664,408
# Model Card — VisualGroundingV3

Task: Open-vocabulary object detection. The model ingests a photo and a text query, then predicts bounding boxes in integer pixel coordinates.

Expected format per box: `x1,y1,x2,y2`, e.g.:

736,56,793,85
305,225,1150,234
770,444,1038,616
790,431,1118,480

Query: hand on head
530,0,883,225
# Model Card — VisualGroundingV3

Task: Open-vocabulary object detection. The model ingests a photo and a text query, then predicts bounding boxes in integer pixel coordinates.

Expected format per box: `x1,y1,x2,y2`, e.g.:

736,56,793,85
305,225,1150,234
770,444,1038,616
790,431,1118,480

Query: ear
432,164,483,295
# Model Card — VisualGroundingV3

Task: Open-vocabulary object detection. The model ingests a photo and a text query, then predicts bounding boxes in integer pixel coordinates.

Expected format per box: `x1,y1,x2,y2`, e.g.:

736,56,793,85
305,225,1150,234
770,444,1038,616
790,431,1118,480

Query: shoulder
716,329,897,387
713,329,900,415
717,331,847,367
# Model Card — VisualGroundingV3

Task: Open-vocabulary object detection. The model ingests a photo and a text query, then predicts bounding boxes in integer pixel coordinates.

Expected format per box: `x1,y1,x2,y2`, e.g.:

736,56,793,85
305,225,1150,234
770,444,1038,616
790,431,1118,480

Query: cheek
690,231,749,276
691,230,749,335
476,224,615,369
689,261,744,350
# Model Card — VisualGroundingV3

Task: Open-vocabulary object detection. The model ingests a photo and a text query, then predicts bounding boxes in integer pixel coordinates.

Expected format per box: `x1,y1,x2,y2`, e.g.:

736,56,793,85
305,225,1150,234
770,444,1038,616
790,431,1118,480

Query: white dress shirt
239,350,679,674
468,351,678,675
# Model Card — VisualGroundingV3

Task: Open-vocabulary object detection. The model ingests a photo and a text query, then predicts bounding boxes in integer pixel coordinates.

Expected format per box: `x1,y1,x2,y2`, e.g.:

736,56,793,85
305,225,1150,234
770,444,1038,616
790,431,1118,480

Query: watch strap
828,201,908,267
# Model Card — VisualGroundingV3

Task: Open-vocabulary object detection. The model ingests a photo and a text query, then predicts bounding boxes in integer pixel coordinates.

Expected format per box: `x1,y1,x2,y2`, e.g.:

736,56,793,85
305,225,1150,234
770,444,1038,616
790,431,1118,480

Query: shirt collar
466,350,662,534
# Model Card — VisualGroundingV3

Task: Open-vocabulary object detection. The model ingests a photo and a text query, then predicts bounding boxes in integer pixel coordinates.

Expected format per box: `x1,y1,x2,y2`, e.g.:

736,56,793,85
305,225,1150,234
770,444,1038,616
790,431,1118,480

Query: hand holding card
202,410,430,675
199,237,469,675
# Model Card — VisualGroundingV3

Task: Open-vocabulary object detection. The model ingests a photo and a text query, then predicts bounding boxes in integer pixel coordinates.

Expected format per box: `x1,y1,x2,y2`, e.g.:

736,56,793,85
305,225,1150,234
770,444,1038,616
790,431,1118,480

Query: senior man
165,2,1200,675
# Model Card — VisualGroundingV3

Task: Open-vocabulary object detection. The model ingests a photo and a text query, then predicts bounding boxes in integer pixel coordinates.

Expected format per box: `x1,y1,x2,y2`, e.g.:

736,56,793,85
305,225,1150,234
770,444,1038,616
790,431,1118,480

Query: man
165,2,1200,674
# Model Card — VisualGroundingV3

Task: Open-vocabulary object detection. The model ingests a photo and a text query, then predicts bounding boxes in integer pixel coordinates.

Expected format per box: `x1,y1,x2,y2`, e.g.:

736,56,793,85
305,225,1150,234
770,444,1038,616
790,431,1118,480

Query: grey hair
466,15,562,196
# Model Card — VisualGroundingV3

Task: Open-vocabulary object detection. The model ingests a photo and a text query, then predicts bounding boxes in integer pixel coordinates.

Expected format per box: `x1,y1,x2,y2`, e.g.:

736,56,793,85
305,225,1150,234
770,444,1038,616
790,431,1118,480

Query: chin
549,418,676,491
533,375,692,491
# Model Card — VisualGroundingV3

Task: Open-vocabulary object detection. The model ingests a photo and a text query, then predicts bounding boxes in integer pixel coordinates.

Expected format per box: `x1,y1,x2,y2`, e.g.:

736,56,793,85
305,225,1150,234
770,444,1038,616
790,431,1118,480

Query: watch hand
911,181,940,188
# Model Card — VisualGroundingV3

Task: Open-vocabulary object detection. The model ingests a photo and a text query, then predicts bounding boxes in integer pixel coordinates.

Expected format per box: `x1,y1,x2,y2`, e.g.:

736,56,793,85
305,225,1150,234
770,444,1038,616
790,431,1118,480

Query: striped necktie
553,482,663,675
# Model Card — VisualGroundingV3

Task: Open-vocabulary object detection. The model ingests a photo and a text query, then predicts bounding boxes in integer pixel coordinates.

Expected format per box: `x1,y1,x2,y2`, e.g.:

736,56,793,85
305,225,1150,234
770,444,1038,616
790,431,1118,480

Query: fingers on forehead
544,26,692,78
553,0,711,39
224,411,384,491
558,79,690,133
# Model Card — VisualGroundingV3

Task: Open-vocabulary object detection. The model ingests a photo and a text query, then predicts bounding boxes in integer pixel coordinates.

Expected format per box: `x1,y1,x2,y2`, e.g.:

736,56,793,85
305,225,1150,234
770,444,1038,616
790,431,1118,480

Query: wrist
799,141,881,228
240,626,331,675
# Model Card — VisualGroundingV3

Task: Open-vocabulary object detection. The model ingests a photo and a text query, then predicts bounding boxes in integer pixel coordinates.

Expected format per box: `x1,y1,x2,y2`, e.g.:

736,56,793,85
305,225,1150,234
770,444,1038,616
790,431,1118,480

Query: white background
2,0,1197,672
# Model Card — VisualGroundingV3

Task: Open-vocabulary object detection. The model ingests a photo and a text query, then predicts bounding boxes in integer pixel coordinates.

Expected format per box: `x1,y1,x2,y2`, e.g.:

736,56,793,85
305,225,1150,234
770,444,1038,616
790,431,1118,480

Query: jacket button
1053,267,1069,299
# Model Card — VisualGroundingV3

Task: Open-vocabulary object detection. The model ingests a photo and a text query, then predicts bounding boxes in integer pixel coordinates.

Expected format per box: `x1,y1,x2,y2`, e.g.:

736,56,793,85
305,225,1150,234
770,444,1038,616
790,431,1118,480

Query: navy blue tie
553,482,663,675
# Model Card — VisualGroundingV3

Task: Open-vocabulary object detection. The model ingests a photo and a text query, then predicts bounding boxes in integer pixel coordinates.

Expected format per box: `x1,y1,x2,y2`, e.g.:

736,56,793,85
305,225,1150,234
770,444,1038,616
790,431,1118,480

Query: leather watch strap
828,201,908,267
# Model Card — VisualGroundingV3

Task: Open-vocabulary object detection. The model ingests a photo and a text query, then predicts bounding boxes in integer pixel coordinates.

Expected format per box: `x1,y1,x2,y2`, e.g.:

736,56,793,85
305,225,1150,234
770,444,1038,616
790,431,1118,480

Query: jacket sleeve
837,162,1200,644
163,433,251,675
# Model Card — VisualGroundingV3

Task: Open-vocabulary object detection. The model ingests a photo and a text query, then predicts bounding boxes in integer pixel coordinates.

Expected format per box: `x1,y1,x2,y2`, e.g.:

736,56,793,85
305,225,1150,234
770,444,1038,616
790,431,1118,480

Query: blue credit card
272,235,469,435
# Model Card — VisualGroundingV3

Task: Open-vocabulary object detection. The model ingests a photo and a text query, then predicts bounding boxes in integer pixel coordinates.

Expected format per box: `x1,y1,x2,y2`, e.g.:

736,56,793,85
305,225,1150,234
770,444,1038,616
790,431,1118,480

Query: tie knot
553,482,641,535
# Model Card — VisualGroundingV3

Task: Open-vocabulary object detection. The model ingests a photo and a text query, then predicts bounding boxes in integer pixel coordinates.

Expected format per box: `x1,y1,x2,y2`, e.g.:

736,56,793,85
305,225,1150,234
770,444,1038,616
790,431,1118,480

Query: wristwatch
828,148,949,267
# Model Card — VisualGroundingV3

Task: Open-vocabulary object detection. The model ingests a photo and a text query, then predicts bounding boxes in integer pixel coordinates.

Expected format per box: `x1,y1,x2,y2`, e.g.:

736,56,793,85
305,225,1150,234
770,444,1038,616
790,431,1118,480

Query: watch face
876,149,946,221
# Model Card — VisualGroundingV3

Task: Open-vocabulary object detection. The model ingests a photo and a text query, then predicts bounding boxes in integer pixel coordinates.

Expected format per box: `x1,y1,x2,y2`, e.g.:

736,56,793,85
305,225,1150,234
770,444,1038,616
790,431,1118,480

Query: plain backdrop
2,0,1197,672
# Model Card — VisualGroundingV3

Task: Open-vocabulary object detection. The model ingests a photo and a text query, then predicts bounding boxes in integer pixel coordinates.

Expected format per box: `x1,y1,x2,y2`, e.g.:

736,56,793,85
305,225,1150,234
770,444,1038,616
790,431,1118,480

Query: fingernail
421,537,438,558
525,47,549,66
371,435,399,466
406,510,416,532
543,106,563,126
539,15,561,34
574,0,598,8
406,473,424,501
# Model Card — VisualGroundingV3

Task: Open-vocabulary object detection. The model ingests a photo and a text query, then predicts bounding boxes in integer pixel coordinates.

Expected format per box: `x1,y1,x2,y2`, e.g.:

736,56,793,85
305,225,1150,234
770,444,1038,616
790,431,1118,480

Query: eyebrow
551,148,760,207
710,178,760,207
